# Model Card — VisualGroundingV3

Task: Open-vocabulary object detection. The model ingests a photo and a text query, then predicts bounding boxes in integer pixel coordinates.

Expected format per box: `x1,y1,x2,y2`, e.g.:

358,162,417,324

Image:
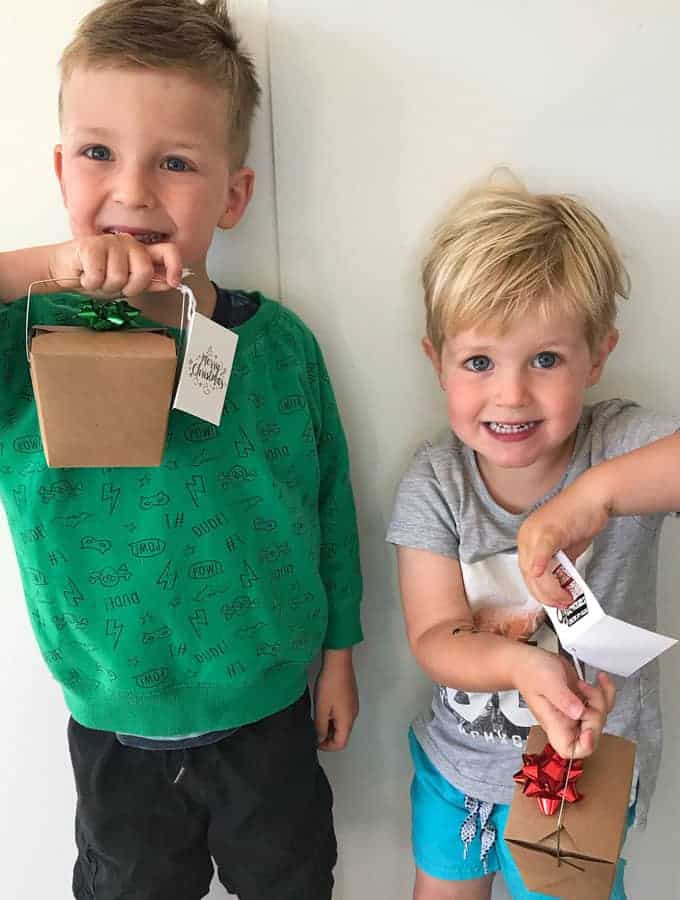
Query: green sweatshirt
0,292,362,736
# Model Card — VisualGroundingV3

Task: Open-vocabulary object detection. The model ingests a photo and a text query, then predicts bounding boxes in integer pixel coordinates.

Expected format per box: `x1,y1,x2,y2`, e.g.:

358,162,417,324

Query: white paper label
172,311,238,426
542,551,677,677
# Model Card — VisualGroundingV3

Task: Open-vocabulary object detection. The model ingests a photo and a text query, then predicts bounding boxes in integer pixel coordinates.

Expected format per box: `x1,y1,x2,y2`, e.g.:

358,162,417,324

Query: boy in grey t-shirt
387,180,679,900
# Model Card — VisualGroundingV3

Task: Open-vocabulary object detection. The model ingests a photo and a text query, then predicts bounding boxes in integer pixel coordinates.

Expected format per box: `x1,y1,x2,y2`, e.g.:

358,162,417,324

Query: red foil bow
513,743,584,816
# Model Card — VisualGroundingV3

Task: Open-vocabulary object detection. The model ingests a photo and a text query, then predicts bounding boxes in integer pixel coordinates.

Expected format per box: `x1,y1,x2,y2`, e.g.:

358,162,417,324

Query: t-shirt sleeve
306,337,363,650
594,399,680,459
386,443,460,558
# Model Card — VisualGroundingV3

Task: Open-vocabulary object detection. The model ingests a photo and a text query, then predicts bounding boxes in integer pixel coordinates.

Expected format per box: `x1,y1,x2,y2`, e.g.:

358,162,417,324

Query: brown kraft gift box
504,725,635,900
29,326,177,468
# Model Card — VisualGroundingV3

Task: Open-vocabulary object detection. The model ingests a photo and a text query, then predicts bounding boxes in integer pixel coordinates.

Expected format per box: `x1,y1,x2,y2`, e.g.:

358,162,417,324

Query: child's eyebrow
66,126,116,138
450,336,575,354
66,126,203,152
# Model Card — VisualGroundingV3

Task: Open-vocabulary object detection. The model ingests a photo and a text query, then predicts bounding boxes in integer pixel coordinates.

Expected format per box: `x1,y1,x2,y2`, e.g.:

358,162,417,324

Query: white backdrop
2,2,680,898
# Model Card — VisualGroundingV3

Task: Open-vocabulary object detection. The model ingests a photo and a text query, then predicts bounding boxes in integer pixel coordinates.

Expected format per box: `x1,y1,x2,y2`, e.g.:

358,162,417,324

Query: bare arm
399,545,533,690
519,432,680,605
0,245,56,302
592,431,680,516
0,236,184,303
397,545,614,757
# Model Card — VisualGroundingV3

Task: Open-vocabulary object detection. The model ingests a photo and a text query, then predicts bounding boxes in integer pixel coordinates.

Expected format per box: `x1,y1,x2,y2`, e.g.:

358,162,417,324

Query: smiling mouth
486,421,540,434
103,227,169,245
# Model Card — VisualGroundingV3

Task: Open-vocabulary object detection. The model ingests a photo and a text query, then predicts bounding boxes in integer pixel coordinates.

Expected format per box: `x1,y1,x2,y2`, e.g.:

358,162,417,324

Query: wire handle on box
24,269,194,363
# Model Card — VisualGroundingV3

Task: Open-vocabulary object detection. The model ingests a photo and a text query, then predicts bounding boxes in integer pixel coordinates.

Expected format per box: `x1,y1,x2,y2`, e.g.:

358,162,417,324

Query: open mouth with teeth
103,228,169,245
484,421,541,438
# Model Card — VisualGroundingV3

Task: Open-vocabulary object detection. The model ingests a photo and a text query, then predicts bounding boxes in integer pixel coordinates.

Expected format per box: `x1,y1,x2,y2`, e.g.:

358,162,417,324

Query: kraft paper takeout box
29,325,177,468
505,726,635,900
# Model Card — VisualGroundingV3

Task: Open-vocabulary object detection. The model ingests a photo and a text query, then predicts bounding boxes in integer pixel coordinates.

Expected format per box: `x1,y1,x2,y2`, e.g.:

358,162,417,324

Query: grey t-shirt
387,399,679,826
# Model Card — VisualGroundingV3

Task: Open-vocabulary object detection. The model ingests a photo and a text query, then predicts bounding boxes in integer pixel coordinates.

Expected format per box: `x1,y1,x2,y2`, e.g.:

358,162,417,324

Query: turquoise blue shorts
409,730,631,899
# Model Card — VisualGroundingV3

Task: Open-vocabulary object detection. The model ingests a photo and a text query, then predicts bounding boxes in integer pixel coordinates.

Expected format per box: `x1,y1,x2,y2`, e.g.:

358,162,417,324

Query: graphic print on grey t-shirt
440,552,559,741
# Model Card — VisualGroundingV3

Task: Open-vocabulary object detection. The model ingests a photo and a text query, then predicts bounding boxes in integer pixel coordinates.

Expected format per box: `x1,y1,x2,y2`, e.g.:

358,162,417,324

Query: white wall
2,1,680,898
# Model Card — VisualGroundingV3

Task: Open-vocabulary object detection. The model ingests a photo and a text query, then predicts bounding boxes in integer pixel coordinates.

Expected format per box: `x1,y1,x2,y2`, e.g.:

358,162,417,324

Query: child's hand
574,673,617,757
514,648,616,759
313,648,359,751
517,482,610,607
48,234,184,297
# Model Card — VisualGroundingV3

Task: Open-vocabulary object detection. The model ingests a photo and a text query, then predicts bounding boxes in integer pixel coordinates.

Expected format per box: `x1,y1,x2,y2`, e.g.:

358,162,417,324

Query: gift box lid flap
30,326,176,359
507,840,616,897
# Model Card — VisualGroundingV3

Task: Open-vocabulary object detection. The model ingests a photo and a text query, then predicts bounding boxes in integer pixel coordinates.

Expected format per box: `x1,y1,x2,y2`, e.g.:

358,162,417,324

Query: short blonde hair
59,0,261,168
422,180,629,354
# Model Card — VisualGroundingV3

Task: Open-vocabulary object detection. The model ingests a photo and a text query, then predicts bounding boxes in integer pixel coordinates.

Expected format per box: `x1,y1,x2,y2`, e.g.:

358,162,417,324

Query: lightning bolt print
64,578,84,607
185,475,206,509
13,485,27,511
105,619,124,652
156,560,178,592
189,608,209,639
234,426,255,459
240,561,259,589
102,482,121,515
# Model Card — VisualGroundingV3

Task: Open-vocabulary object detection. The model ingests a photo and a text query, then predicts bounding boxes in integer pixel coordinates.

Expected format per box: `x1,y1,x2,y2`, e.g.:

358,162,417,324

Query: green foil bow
76,299,141,331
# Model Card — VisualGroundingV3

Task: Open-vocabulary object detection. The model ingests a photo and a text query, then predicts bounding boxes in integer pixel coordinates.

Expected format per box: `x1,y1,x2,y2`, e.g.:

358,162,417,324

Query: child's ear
422,337,445,389
217,167,255,230
54,145,67,204
587,328,619,386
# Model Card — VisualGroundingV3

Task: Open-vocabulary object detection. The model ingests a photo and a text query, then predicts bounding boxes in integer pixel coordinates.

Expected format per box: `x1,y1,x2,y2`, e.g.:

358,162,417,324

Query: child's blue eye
533,351,559,369
84,145,111,161
162,157,191,172
464,355,493,372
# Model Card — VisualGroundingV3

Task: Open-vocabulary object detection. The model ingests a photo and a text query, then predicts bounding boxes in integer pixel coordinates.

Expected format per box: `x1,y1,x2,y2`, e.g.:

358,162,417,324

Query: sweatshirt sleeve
0,298,31,433
308,337,363,649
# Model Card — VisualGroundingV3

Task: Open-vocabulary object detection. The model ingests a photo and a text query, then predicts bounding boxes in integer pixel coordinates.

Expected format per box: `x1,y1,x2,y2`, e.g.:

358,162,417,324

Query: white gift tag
541,551,677,677
172,307,238,426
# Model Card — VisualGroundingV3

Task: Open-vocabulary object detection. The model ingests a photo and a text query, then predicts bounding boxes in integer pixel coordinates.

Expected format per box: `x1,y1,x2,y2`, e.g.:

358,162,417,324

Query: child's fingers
77,240,110,293
597,671,617,712
540,680,585,722
528,694,580,759
119,240,156,297
518,536,573,609
530,574,573,609
73,235,183,297
319,717,354,752
147,243,184,291
571,727,595,758
77,236,134,295
569,674,616,759
578,674,616,718
524,536,556,580
314,705,330,746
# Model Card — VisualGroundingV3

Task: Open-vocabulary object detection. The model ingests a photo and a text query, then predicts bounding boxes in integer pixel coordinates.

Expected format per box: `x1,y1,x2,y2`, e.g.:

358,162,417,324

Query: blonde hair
422,179,629,354
59,0,261,168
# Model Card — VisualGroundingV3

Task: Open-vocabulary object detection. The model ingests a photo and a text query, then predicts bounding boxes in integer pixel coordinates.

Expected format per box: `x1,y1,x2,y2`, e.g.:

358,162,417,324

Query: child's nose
112,165,154,209
495,371,529,407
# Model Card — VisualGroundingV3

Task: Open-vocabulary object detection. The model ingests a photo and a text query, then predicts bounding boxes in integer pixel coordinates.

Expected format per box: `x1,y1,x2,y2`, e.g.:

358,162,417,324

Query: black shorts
68,690,336,900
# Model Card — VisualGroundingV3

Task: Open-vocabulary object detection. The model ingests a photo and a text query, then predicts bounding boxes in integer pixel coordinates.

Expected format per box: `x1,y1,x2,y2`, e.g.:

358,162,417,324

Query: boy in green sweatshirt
0,2,362,898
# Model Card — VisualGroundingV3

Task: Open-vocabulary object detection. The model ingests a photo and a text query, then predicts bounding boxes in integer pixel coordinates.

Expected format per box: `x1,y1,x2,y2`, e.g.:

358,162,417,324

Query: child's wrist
508,642,544,692
572,466,616,521
322,646,354,670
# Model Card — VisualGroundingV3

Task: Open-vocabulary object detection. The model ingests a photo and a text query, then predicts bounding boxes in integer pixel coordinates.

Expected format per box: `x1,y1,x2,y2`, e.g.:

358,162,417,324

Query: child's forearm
585,432,680,516
0,245,57,303
411,622,536,692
